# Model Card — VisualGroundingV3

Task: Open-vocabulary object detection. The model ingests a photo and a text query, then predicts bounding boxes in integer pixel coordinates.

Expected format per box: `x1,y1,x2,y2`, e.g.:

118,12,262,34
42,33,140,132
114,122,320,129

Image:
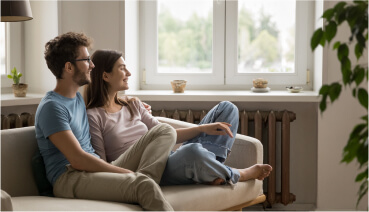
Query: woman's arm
176,122,233,144
87,111,108,162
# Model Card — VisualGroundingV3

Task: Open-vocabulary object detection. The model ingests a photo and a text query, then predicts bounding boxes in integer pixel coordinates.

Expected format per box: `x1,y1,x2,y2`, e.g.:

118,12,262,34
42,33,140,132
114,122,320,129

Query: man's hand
142,102,152,114
199,122,233,138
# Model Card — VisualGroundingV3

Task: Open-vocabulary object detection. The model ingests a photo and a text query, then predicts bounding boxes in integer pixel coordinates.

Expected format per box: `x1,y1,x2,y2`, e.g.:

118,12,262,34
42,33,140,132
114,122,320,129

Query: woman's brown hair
84,49,135,118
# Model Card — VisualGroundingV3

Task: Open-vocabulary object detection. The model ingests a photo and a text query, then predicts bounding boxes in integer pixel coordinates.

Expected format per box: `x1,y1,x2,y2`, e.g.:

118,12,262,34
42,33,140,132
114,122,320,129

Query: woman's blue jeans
160,101,240,185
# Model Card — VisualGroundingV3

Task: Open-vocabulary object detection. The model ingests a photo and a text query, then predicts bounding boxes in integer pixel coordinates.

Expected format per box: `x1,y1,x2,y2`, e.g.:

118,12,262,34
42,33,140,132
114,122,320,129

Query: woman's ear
102,71,110,82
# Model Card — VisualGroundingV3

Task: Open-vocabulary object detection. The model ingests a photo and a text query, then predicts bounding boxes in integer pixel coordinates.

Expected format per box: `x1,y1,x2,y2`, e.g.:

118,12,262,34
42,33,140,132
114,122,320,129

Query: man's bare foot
238,164,272,181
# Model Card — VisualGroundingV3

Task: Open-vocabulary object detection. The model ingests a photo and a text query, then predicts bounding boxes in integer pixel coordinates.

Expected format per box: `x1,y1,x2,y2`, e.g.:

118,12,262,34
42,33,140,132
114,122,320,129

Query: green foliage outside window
157,4,286,72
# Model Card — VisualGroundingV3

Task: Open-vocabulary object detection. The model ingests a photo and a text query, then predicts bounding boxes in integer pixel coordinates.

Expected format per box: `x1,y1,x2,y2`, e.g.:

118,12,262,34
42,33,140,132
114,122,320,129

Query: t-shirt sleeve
136,101,159,130
87,110,107,162
37,101,71,139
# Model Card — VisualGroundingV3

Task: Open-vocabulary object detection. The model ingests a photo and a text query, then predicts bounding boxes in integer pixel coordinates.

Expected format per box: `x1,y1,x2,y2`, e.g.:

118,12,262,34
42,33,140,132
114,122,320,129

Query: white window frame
225,0,314,88
140,0,225,87
1,22,24,88
140,0,314,90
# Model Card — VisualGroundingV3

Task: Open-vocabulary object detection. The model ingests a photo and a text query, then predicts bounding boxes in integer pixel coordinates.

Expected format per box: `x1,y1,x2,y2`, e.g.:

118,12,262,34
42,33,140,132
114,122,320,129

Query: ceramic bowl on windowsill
286,86,303,93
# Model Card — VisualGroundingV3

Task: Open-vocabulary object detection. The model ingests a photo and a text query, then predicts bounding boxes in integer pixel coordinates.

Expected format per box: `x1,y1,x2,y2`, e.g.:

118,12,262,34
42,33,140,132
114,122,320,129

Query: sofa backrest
1,126,39,197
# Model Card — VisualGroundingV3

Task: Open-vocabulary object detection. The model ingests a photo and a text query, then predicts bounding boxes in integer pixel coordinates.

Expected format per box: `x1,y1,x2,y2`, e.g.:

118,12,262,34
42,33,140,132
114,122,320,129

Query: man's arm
49,130,132,174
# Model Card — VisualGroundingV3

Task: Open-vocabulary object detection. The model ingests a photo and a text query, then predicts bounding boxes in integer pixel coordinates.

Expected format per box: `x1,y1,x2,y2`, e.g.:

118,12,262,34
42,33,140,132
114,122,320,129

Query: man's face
72,46,94,86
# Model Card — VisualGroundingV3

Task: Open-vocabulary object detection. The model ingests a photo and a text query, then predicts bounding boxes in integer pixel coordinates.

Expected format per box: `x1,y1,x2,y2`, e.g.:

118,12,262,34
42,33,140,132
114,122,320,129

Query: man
35,32,175,211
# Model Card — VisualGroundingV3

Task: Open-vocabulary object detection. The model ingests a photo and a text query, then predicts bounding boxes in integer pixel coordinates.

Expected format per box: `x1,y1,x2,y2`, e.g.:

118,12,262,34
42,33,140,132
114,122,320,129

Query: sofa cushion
11,196,142,211
31,150,54,197
162,180,263,211
10,180,262,211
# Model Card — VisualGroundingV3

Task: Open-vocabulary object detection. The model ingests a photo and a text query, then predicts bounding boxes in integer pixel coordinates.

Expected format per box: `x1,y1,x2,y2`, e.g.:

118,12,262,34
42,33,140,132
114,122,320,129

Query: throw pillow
31,150,54,197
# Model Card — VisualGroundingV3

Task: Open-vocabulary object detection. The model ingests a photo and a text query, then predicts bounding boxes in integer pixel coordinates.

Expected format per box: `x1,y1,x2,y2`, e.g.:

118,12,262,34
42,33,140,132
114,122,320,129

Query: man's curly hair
44,32,93,79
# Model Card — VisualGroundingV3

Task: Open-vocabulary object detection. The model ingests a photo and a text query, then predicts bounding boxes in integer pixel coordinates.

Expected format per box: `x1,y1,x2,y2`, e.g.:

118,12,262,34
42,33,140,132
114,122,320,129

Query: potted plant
7,67,28,97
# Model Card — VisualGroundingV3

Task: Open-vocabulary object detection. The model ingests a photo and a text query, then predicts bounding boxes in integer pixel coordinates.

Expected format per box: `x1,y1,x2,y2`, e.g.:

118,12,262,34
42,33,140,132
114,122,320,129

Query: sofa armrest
1,190,13,211
156,117,263,168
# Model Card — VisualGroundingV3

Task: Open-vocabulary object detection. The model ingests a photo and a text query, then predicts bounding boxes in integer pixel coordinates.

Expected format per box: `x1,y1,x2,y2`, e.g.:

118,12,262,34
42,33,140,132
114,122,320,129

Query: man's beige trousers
53,123,176,211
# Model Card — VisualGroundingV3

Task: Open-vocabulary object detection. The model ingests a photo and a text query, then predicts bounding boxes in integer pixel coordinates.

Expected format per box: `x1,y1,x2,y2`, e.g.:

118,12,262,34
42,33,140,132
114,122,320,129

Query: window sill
125,90,321,102
1,93,44,107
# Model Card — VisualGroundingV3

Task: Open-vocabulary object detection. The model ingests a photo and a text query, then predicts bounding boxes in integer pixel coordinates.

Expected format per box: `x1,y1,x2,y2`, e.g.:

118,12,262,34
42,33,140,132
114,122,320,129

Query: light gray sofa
1,117,265,211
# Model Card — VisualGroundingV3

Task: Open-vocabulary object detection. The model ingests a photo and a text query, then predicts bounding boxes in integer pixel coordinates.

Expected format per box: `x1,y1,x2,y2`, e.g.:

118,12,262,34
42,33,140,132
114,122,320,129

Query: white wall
59,1,125,94
24,1,58,94
317,1,368,210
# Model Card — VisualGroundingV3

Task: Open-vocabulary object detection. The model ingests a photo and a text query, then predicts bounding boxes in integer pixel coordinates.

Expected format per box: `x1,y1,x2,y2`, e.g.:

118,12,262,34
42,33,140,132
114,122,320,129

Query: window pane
158,0,213,73
238,0,295,73
0,22,5,75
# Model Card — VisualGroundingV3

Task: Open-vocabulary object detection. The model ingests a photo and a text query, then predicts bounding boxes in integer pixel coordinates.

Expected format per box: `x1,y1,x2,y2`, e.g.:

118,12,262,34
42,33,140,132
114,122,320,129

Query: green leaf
355,43,363,60
358,88,368,109
311,28,324,51
319,84,330,95
322,8,335,20
350,124,366,140
333,41,341,50
357,142,368,165
341,57,352,85
11,67,16,75
354,66,365,86
357,180,368,207
356,33,366,47
320,95,327,112
334,2,347,11
361,115,368,122
338,44,349,60
334,2,348,24
355,168,368,182
325,21,337,43
18,73,22,78
342,137,360,163
328,83,342,103
7,75,12,79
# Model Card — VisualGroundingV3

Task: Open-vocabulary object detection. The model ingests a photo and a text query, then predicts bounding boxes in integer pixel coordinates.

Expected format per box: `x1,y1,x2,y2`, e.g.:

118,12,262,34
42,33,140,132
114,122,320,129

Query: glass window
237,0,295,73
157,0,213,74
141,0,313,89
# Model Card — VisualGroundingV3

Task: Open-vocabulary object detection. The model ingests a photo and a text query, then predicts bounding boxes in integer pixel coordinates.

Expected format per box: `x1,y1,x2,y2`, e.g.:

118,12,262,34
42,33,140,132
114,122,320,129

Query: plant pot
12,83,28,97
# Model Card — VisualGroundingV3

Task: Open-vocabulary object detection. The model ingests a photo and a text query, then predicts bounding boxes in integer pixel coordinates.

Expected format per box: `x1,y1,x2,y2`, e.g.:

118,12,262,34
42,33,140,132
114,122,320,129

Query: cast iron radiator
152,109,296,207
1,113,35,130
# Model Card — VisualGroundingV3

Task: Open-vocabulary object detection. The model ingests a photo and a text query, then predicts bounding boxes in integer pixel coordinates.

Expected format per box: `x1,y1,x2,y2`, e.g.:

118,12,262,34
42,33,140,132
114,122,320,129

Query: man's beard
73,66,91,86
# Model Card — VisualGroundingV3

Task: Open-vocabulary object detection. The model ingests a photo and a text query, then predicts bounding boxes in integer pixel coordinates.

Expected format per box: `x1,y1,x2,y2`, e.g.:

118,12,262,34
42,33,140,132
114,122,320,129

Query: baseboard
243,203,316,211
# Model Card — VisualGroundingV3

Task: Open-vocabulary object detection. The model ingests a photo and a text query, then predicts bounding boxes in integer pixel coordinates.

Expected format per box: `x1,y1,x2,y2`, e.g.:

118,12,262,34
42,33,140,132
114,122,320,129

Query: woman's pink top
87,100,159,162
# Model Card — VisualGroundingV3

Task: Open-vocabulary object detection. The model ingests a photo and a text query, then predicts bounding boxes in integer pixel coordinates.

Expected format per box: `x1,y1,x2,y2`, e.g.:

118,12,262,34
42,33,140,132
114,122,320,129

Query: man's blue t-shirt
35,91,99,185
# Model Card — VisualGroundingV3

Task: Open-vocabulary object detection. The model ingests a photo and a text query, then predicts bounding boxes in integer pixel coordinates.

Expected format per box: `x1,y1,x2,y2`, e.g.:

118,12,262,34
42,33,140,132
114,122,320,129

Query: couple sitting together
35,32,272,211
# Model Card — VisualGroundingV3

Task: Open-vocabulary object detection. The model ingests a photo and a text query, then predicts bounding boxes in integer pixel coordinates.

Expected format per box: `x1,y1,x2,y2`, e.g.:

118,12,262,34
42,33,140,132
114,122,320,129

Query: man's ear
64,62,73,74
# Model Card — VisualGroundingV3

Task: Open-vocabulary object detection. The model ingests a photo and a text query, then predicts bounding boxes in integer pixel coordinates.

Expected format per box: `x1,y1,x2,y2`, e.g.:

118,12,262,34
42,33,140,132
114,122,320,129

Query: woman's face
104,57,131,92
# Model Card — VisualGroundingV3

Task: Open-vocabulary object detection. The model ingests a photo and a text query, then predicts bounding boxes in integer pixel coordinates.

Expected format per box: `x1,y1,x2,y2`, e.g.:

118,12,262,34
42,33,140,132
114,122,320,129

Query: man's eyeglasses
74,57,92,64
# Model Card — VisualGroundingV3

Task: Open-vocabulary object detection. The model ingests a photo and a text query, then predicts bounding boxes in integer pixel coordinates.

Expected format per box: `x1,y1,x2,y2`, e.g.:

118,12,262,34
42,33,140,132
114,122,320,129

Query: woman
85,49,272,186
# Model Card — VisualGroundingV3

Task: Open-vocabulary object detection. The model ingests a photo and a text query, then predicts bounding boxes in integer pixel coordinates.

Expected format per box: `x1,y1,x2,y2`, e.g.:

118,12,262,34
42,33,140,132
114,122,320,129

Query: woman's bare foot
238,164,272,181
205,178,226,185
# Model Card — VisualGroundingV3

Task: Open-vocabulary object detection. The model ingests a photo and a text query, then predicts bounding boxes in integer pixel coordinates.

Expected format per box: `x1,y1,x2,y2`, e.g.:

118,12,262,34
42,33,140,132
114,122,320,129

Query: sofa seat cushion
12,196,142,211
11,180,262,211
163,180,263,211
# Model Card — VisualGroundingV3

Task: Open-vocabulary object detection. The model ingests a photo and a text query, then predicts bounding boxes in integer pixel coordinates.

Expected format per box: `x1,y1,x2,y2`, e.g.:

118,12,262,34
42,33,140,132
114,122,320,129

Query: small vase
12,83,28,97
